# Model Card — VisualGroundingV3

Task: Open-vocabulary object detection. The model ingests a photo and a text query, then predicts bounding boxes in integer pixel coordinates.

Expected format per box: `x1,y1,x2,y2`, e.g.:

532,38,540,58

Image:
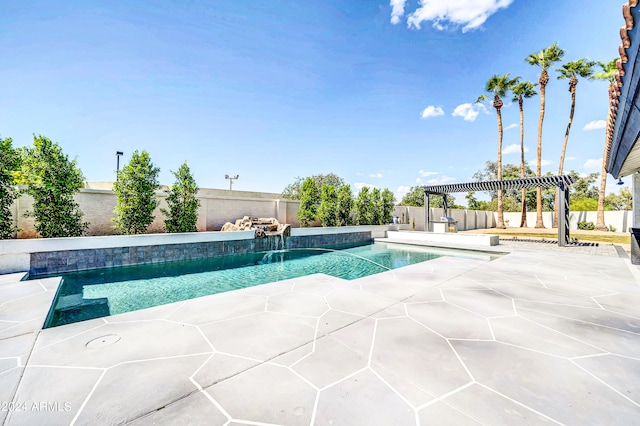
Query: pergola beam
422,175,575,194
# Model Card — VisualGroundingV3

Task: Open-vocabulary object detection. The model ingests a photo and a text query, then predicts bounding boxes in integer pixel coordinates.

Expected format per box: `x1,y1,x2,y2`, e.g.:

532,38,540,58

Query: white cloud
354,182,375,190
405,0,514,33
390,0,407,24
583,158,602,170
421,105,445,119
505,123,518,131
566,156,577,161
452,103,487,122
583,120,606,131
416,178,422,184
369,172,383,178
530,158,552,168
395,185,412,200
418,170,438,177
425,175,456,185
503,144,528,155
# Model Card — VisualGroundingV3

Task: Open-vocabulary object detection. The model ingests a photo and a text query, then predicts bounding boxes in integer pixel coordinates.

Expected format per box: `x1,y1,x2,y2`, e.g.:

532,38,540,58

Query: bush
337,185,353,226
318,185,339,227
0,137,20,239
355,187,374,225
608,224,617,232
19,135,88,238
113,150,160,234
578,221,595,230
381,189,395,224
371,188,382,225
162,161,200,233
297,177,319,227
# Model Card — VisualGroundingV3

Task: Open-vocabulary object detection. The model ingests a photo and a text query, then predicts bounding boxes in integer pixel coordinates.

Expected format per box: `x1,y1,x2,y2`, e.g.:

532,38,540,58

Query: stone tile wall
29,231,373,276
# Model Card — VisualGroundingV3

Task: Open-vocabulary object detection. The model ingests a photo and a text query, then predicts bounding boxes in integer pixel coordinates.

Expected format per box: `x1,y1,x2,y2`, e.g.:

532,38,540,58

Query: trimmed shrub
20,135,88,237
113,150,160,234
162,161,200,233
577,221,595,230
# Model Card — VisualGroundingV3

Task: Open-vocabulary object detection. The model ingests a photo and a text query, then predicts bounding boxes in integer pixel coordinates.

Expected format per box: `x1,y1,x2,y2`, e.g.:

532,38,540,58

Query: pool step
53,294,111,327
57,294,109,310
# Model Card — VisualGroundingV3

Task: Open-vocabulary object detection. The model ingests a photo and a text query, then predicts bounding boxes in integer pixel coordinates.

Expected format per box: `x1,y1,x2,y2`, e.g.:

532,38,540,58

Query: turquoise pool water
40,242,497,327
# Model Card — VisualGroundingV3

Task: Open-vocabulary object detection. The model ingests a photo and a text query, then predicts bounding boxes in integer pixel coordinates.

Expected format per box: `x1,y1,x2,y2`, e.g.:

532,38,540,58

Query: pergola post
556,183,570,247
424,192,430,232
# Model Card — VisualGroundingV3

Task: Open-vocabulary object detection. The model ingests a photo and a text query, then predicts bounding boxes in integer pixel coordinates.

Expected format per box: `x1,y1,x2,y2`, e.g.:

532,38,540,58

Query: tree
593,58,619,230
569,171,598,199
297,177,320,227
355,186,374,225
605,186,632,211
554,58,596,226
400,186,425,207
477,73,519,229
526,43,565,228
282,173,345,200
337,184,353,226
400,186,462,208
570,197,598,211
162,161,200,233
511,80,538,227
371,188,382,225
465,192,490,210
19,135,88,238
318,184,339,227
381,189,395,224
0,137,21,239
473,161,537,212
113,150,160,234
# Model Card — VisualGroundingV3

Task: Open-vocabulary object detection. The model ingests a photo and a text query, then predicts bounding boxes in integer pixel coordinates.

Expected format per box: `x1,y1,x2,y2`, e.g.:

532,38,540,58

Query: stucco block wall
392,206,495,231
9,186,301,237
502,211,632,232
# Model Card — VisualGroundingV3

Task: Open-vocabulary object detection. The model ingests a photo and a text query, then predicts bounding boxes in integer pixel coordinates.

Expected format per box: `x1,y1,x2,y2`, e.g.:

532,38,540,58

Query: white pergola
422,175,576,247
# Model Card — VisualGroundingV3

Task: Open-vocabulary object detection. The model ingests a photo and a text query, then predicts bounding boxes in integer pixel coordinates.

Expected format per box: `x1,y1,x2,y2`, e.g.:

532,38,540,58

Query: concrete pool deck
1,241,640,425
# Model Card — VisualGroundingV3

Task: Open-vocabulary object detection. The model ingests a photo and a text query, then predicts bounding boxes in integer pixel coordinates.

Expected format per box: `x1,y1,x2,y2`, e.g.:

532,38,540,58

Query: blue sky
0,0,625,203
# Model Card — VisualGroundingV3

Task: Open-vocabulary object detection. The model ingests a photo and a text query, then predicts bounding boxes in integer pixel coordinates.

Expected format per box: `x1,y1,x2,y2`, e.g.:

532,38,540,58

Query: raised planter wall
0,225,410,275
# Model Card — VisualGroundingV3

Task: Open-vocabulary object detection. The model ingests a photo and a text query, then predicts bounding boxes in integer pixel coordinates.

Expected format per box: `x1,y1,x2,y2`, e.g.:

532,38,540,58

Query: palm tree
526,43,565,228
511,80,538,228
477,74,519,229
553,58,597,227
593,58,619,231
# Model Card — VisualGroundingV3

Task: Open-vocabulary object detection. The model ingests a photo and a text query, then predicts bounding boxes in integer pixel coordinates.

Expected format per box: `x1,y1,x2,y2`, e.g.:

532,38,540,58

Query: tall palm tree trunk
518,95,528,227
495,95,505,229
595,148,609,230
554,76,578,227
535,70,548,228
595,86,615,230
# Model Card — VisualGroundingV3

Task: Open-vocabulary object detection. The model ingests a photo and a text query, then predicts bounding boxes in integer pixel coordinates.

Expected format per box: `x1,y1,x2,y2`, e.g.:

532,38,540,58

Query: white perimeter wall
10,186,301,236
501,211,633,232
12,184,625,237
392,206,496,232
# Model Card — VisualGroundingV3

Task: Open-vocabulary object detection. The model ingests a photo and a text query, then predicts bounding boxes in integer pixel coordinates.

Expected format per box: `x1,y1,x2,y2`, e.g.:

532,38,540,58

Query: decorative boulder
221,222,240,232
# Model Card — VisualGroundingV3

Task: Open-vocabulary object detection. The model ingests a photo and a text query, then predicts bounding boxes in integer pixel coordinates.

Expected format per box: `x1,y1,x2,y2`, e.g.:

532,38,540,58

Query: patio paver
1,242,640,425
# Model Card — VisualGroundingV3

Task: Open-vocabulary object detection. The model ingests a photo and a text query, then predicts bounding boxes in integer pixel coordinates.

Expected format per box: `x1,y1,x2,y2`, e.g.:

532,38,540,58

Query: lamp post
225,174,239,190
115,151,123,179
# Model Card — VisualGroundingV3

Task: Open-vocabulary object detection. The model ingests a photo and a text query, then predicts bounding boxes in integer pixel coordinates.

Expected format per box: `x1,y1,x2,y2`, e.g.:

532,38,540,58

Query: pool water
40,242,497,328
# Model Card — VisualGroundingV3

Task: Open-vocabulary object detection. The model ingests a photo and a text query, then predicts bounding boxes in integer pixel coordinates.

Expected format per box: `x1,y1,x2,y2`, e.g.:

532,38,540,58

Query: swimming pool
39,242,497,328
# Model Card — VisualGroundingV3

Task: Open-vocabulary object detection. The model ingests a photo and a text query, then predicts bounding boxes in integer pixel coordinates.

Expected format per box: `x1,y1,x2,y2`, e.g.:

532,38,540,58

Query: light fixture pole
116,151,123,179
225,174,239,190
